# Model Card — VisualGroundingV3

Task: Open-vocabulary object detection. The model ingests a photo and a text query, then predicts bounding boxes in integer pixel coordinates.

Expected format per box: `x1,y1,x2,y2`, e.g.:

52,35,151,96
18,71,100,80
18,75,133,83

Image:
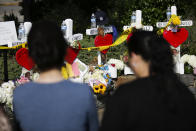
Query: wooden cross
156,6,193,74
63,19,83,43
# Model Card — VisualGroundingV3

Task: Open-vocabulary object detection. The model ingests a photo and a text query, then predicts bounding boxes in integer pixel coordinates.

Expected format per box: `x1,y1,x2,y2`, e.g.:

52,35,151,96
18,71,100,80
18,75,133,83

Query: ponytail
127,31,183,111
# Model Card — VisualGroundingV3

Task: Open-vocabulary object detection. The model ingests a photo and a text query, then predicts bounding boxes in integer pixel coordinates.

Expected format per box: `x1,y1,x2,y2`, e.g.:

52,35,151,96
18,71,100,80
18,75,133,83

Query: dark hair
127,31,184,111
0,106,12,131
127,30,174,75
28,21,68,71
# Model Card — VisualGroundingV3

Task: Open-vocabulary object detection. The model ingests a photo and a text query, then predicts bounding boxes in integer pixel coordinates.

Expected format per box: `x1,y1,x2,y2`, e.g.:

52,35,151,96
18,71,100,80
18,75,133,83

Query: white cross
123,10,154,31
86,26,113,36
156,6,193,74
86,23,114,65
63,19,83,43
123,10,154,75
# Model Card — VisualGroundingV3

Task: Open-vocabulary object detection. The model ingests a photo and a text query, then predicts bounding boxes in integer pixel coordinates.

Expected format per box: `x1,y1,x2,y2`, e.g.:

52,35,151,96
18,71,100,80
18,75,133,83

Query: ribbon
0,42,27,50
157,15,181,35
81,27,133,51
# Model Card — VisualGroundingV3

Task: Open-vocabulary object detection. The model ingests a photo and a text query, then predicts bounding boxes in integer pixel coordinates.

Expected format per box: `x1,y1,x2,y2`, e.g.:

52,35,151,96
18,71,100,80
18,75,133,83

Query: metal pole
3,50,8,82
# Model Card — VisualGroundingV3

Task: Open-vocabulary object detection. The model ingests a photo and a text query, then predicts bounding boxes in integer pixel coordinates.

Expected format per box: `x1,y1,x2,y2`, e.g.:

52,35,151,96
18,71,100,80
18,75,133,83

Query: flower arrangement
0,81,15,110
181,54,196,68
93,83,107,95
181,54,196,74
0,68,40,110
84,65,113,95
107,59,125,70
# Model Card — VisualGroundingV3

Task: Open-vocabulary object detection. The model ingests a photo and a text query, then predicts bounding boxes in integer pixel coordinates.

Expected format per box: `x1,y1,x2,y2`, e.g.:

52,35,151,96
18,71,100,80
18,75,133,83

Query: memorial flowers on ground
0,81,15,110
0,69,40,110
181,54,196,74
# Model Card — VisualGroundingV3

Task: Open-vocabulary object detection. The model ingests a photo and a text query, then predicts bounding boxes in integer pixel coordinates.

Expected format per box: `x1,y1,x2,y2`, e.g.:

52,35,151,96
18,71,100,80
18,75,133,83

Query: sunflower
93,85,100,94
98,83,107,95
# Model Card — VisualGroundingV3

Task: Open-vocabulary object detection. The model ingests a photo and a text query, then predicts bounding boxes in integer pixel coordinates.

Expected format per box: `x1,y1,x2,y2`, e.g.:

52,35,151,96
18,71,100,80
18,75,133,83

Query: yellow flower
61,66,68,80
93,83,107,94
98,83,107,95
93,85,100,94
171,15,181,25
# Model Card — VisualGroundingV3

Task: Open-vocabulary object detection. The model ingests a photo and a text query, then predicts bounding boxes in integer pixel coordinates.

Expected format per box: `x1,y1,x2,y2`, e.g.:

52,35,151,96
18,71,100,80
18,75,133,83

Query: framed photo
73,58,88,77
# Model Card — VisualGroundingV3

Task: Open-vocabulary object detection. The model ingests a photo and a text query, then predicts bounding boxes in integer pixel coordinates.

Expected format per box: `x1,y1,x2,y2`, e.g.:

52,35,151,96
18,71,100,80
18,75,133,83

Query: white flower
83,69,107,85
180,54,190,63
107,59,125,70
0,81,15,109
32,73,40,81
0,88,6,103
1,82,10,89
8,81,15,88
188,55,196,68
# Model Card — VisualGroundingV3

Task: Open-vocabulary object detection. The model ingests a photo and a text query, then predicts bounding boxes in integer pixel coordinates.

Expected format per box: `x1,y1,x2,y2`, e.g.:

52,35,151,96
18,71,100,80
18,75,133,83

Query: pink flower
17,76,30,85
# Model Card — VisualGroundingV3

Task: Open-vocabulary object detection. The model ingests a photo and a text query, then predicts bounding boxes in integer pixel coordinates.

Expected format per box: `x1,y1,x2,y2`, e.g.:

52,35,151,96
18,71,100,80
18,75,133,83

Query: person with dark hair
100,31,196,131
95,8,109,26
0,106,12,131
13,21,98,131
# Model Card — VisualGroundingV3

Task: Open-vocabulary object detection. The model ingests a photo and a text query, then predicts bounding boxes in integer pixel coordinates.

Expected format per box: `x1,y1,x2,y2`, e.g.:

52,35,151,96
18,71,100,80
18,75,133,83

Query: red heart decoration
16,48,35,70
94,34,113,54
126,33,133,42
163,28,189,48
64,42,81,64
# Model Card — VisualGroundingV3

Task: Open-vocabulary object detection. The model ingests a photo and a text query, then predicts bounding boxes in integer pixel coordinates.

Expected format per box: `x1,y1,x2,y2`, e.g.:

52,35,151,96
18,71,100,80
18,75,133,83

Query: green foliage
3,13,19,29
106,0,191,31
0,54,22,81
2,0,196,81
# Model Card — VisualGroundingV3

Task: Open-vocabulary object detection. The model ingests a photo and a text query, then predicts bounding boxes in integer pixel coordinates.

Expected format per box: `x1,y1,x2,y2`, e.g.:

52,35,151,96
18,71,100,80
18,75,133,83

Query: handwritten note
0,21,18,45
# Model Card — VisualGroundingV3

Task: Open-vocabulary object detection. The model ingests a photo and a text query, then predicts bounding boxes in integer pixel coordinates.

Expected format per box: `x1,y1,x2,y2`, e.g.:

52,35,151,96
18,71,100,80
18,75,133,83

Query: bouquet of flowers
0,81,15,110
181,54,196,74
0,68,40,110
84,65,112,95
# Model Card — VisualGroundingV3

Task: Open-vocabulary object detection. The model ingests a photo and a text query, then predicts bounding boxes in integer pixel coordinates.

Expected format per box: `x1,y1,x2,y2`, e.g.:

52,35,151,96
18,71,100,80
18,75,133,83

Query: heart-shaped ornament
16,48,35,70
126,33,133,42
64,42,81,64
163,28,188,48
94,34,113,54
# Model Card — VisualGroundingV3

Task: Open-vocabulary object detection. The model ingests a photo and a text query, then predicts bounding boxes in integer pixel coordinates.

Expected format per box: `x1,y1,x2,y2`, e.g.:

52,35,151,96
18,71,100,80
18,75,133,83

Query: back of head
28,21,68,72
127,30,174,76
0,106,12,131
127,31,190,112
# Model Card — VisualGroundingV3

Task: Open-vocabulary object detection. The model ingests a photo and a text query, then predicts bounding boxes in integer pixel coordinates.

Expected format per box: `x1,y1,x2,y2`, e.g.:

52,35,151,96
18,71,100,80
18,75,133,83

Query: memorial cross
63,19,83,43
123,10,153,75
156,6,193,74
123,10,154,31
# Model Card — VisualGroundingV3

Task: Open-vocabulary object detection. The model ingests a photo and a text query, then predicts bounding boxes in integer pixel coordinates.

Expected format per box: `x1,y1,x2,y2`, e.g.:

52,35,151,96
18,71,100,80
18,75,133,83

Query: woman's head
0,106,12,131
28,21,68,72
127,31,174,77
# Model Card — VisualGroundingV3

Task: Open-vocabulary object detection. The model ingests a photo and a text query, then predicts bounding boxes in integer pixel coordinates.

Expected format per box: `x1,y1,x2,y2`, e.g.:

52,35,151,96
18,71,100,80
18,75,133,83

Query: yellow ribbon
0,42,27,50
158,15,181,35
81,27,133,51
